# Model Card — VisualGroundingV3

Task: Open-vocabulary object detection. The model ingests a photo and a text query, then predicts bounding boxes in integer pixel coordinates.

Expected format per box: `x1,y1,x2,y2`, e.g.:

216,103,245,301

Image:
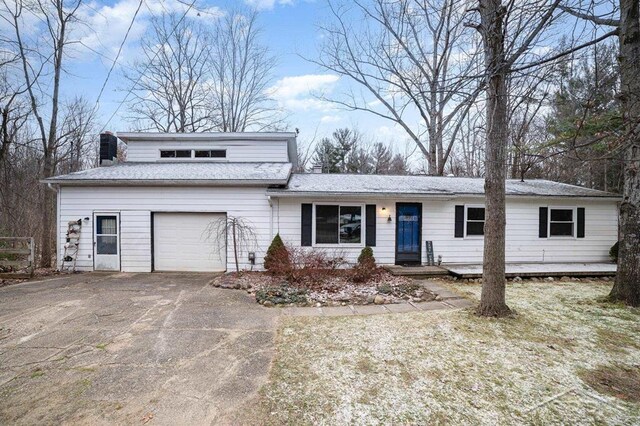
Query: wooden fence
0,237,35,279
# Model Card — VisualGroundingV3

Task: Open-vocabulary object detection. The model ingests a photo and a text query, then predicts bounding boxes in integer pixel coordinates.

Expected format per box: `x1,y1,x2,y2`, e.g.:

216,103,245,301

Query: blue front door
395,203,422,265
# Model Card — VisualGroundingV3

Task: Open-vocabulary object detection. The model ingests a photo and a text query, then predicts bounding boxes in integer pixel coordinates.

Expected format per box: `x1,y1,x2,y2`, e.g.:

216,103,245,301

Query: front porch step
383,265,450,277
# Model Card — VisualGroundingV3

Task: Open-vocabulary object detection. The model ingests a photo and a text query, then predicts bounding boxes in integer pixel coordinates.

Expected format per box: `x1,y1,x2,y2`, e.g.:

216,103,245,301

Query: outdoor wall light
387,214,392,223
83,217,90,222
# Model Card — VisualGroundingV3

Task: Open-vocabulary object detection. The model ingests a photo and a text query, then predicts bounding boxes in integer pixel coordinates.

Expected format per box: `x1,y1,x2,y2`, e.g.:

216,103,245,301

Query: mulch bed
581,364,640,402
210,270,437,307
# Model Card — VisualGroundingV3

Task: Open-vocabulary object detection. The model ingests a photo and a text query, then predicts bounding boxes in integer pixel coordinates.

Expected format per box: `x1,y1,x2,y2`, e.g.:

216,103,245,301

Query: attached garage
153,213,226,272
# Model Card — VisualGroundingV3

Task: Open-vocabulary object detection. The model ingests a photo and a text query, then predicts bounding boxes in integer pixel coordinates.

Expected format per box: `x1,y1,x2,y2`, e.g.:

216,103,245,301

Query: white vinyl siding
126,140,289,162
58,186,272,272
274,197,618,265
154,213,225,272
57,186,619,272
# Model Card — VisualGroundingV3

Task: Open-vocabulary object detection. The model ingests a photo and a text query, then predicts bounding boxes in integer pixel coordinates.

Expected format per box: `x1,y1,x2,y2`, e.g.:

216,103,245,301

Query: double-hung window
315,204,362,245
466,206,485,236
549,208,574,236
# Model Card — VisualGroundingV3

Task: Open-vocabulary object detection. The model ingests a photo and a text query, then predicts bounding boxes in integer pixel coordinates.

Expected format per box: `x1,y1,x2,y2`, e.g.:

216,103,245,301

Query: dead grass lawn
259,280,640,425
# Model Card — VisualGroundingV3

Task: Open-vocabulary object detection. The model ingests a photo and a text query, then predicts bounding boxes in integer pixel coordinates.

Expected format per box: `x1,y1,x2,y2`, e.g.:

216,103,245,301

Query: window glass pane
96,236,117,254
466,221,484,236
97,216,117,235
315,205,339,244
551,209,573,222
339,206,361,244
160,150,175,158
210,150,226,158
175,150,191,158
550,223,573,236
467,207,485,221
194,150,210,158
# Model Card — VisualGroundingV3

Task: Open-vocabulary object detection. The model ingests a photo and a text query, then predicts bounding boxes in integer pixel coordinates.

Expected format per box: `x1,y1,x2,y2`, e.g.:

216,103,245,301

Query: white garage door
153,213,226,272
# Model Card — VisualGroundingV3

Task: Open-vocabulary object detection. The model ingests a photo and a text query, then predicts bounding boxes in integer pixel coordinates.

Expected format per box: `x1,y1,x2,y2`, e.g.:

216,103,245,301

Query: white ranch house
44,132,621,273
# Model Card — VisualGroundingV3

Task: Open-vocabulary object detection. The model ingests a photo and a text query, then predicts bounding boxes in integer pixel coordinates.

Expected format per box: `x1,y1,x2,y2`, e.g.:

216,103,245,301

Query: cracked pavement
0,272,278,425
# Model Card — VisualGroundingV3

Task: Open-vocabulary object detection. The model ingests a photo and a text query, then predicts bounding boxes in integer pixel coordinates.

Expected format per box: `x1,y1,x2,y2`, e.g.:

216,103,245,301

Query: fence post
29,237,35,277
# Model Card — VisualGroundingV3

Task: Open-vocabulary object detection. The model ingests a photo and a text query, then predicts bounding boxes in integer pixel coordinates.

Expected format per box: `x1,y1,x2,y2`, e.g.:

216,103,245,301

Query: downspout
268,196,273,240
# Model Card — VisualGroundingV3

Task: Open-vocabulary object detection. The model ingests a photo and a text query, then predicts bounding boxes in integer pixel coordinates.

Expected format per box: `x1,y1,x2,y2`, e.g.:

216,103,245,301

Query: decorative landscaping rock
211,270,437,307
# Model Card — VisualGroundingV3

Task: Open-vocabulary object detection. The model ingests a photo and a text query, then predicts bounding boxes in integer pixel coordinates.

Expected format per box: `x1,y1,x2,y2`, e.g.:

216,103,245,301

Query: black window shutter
454,205,464,238
365,205,376,246
577,207,585,238
539,207,548,238
301,204,312,246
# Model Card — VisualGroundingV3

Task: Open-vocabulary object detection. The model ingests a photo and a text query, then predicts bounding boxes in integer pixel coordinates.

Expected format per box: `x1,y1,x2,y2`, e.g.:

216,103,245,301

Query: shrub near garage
264,234,290,274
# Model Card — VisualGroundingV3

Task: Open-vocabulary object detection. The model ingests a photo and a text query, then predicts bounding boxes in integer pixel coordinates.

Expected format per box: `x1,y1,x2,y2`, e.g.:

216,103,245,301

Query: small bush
280,247,348,286
357,246,376,266
264,234,290,274
610,241,619,262
255,285,307,305
351,246,378,283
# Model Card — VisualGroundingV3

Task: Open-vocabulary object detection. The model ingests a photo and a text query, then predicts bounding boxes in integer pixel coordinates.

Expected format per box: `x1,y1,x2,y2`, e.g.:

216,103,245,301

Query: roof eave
116,132,297,143
41,178,290,186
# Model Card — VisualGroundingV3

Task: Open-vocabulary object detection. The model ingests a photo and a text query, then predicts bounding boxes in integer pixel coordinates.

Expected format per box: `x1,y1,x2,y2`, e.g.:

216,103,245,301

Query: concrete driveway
0,272,278,425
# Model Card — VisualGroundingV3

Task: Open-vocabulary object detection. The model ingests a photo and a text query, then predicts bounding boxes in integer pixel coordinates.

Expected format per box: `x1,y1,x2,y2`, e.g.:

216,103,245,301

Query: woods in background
0,0,637,303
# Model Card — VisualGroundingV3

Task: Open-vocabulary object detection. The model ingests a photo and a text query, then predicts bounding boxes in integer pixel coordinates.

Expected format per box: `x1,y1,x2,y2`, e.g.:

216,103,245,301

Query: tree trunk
40,154,54,268
232,220,239,273
609,0,640,305
477,0,512,317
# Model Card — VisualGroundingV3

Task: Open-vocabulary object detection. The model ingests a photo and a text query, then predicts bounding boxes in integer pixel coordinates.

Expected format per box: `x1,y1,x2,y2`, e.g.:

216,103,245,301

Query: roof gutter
265,191,622,200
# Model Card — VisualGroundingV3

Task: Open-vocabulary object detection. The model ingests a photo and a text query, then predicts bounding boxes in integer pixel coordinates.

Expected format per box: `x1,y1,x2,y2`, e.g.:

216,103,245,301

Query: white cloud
320,114,341,123
73,0,223,62
244,0,294,11
270,74,339,100
269,74,339,112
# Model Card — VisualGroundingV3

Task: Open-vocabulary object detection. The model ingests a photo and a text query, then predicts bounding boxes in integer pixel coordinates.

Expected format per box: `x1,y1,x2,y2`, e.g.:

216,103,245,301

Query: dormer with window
116,132,298,165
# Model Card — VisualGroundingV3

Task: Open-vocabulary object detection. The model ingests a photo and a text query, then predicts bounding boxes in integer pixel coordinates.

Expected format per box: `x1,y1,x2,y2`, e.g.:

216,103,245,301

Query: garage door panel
153,213,226,272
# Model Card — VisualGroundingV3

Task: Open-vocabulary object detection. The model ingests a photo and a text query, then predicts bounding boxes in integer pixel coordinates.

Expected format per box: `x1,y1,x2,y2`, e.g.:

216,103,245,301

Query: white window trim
312,202,365,248
548,206,577,239
464,204,485,239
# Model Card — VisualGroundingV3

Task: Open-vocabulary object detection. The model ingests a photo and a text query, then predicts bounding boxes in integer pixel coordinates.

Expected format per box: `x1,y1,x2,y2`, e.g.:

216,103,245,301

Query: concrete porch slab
444,262,617,279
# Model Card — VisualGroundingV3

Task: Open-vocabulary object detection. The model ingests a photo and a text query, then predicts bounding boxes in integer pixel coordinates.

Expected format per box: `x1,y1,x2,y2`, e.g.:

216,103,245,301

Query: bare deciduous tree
2,0,85,267
315,0,482,175
125,8,281,133
125,13,216,132
205,215,258,274
210,9,282,132
470,0,568,316
559,1,639,305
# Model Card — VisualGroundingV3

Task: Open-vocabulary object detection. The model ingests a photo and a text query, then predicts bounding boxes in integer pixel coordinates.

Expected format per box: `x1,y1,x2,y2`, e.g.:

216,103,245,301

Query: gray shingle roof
266,173,620,198
44,162,292,185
